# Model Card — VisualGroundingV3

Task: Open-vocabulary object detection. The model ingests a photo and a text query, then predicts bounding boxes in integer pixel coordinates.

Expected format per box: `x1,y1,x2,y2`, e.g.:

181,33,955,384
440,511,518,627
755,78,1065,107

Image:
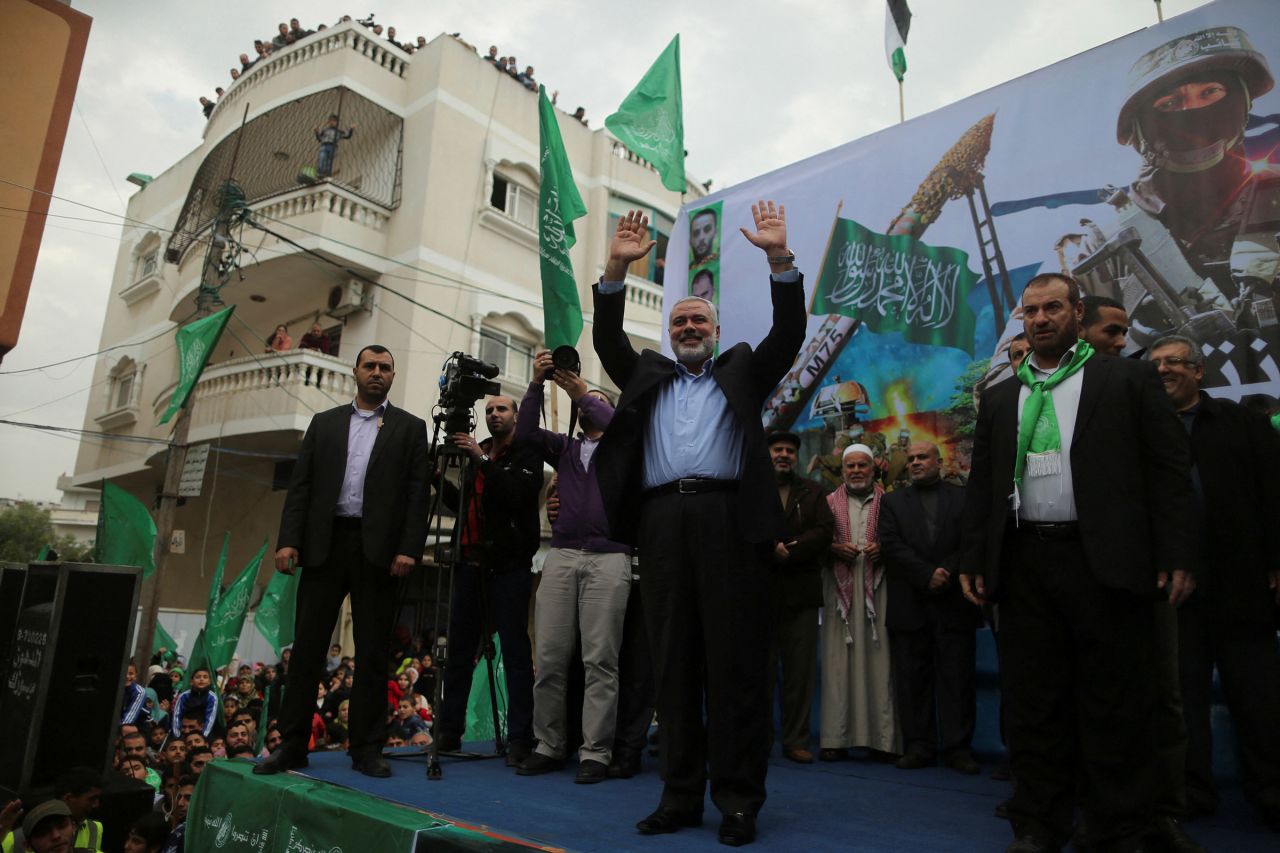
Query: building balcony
152,349,354,444
207,22,409,137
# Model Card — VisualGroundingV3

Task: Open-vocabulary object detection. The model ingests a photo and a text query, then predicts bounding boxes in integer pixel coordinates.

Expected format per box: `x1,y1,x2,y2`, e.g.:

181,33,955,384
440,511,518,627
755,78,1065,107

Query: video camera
436,351,501,435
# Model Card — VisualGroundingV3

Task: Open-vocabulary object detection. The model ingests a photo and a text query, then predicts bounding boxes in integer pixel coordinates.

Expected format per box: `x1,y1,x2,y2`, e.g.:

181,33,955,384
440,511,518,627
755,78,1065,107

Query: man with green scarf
959,273,1197,853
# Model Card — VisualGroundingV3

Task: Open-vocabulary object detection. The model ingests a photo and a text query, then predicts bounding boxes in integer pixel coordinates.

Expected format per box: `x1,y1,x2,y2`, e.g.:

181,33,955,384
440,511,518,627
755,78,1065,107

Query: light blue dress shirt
599,269,800,489
336,400,386,517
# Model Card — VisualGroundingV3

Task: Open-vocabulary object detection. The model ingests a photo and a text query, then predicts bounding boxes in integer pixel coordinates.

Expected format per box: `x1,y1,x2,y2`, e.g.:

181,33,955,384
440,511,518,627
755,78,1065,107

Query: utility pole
131,385,193,666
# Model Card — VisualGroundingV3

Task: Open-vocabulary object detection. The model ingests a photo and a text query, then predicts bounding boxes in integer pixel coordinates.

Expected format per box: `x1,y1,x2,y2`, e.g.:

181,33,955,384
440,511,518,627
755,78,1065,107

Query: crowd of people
198,15,589,128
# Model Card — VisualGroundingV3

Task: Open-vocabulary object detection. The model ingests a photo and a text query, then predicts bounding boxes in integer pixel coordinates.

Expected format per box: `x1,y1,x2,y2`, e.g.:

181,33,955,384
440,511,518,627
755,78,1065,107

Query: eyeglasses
1149,356,1200,368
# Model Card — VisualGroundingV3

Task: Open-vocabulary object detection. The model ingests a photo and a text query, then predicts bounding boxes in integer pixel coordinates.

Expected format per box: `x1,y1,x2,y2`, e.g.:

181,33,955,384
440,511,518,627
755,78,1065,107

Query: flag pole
806,200,845,315
1154,1,1164,23
898,80,905,123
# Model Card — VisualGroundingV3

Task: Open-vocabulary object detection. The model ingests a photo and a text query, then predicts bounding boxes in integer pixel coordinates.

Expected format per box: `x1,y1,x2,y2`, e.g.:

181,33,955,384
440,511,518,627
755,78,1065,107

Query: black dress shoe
575,759,608,784
1005,835,1053,853
352,752,392,778
895,751,932,770
636,806,702,835
947,751,981,775
719,812,757,847
515,752,564,776
607,751,641,778
505,739,533,768
253,747,308,775
1153,816,1205,853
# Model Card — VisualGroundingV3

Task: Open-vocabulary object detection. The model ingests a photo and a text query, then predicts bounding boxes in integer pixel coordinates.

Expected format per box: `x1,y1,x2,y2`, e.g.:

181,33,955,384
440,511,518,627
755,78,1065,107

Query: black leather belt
1011,520,1080,540
643,478,739,500
334,516,362,528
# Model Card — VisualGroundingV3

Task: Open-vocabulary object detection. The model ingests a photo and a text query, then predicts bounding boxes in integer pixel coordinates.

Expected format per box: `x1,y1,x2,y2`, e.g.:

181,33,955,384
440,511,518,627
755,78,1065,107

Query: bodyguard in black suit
878,442,982,774
959,274,1196,852
592,203,806,847
1147,334,1280,829
256,344,429,778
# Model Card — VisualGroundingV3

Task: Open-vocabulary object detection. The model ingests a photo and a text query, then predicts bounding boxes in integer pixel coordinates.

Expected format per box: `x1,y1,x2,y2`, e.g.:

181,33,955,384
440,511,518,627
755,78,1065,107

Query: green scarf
1013,341,1094,493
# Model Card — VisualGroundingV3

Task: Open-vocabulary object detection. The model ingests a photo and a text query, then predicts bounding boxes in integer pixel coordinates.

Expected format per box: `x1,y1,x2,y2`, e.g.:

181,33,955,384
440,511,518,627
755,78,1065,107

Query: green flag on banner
95,481,157,579
159,305,234,424
205,538,267,674
605,34,685,192
810,216,979,355
537,85,588,350
254,568,301,659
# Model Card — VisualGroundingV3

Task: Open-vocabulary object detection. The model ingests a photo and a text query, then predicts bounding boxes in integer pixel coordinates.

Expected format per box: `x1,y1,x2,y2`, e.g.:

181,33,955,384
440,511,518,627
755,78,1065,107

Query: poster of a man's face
690,269,715,301
690,208,719,265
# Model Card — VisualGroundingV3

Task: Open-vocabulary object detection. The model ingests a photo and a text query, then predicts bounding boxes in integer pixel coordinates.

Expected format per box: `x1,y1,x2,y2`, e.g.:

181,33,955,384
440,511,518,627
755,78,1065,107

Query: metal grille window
479,327,533,386
139,250,158,280
489,175,537,230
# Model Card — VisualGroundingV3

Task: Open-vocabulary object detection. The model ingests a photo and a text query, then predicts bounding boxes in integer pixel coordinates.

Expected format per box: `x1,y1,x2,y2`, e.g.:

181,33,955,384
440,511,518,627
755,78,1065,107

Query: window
97,358,142,429
114,374,135,409
479,327,533,386
138,250,158,280
489,174,537,230
607,196,673,283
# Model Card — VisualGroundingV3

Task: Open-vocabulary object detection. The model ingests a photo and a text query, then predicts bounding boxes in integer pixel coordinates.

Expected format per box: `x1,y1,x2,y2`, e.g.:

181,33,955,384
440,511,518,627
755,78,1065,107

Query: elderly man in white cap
819,443,899,762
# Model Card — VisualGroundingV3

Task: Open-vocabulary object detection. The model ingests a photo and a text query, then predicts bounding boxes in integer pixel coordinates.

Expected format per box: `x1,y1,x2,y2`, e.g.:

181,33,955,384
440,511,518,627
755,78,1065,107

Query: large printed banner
665,0,1280,485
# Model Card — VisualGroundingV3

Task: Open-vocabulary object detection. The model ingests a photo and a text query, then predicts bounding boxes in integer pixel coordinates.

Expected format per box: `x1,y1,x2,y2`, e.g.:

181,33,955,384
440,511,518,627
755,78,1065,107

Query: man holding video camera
434,394,543,766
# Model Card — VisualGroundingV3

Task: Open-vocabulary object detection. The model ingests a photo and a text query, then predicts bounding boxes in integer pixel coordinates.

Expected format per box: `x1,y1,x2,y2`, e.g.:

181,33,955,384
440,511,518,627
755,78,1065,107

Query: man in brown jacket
766,430,835,763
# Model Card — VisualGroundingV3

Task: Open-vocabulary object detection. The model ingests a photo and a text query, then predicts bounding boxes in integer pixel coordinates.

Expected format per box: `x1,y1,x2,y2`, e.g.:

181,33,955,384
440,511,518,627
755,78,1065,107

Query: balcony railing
254,184,391,233
153,350,354,440
211,22,409,127
624,276,664,313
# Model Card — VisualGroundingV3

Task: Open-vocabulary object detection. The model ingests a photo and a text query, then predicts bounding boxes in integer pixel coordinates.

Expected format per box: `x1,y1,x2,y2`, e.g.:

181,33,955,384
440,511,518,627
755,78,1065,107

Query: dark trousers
437,564,534,744
889,621,977,760
768,606,818,752
613,575,655,760
278,518,396,756
1178,596,1280,817
1000,526,1156,850
1150,599,1188,817
638,491,771,817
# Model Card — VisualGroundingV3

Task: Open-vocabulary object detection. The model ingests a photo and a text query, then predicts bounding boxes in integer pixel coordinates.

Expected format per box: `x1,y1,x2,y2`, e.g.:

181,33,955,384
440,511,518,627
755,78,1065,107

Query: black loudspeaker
94,775,155,853
0,562,142,800
0,563,27,687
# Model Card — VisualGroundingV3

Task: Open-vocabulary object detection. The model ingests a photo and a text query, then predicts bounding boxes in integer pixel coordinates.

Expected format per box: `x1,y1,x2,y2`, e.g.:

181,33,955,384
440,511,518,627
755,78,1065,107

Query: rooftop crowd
199,15,589,127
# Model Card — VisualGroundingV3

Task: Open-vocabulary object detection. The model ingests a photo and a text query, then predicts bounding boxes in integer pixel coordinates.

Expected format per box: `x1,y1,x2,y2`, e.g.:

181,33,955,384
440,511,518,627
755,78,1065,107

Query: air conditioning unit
327,280,370,317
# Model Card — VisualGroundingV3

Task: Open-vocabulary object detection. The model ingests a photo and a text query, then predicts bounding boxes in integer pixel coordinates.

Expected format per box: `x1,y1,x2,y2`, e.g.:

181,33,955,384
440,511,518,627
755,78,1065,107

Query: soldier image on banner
1067,24,1280,397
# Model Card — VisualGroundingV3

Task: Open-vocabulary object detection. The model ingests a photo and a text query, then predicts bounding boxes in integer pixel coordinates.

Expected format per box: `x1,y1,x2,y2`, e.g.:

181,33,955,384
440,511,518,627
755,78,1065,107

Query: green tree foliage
943,358,992,440
0,502,94,561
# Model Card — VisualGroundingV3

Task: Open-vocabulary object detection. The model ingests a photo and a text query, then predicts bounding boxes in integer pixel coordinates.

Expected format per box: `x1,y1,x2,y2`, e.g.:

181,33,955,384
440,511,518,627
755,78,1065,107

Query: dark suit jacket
592,276,807,546
1188,391,1280,623
878,481,981,631
960,355,1196,597
277,402,430,569
770,475,835,610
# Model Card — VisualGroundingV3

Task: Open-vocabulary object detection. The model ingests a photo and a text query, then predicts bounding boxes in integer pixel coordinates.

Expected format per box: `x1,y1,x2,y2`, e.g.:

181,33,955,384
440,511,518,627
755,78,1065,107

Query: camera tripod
416,417,508,780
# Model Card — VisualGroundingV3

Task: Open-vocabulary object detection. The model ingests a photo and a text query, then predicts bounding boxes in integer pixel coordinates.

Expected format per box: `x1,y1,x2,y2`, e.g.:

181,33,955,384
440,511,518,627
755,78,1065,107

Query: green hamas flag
206,533,229,621
181,629,212,691
605,34,684,192
254,568,301,659
152,620,178,663
538,85,588,350
810,216,979,355
95,481,157,579
159,305,234,424
205,538,267,674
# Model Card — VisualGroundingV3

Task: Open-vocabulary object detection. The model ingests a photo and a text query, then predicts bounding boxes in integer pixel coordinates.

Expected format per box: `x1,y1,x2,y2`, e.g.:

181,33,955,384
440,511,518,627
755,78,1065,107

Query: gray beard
675,337,714,362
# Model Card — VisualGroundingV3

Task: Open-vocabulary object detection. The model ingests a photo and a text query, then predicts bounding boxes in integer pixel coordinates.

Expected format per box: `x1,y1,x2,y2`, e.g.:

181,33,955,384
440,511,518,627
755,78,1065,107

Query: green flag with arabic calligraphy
159,306,234,424
605,35,685,192
810,216,979,355
538,85,588,350
204,538,267,674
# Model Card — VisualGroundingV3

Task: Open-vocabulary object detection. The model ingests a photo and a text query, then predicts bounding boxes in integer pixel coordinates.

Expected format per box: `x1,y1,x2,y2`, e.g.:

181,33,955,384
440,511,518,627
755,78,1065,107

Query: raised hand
605,209,656,280
739,199,789,256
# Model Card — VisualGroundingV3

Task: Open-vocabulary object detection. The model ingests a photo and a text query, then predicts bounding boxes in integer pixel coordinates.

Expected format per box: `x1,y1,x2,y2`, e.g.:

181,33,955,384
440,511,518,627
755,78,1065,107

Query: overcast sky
0,0,1206,500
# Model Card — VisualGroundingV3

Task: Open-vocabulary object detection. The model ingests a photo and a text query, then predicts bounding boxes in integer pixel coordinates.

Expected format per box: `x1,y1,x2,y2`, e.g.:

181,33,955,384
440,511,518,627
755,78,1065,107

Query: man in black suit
256,344,429,778
959,273,1196,852
1147,334,1280,830
592,203,805,847
766,430,834,765
878,441,982,775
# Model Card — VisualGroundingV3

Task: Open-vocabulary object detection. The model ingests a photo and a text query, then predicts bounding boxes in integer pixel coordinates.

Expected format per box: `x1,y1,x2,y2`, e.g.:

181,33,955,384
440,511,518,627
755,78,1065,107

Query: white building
69,23,698,636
